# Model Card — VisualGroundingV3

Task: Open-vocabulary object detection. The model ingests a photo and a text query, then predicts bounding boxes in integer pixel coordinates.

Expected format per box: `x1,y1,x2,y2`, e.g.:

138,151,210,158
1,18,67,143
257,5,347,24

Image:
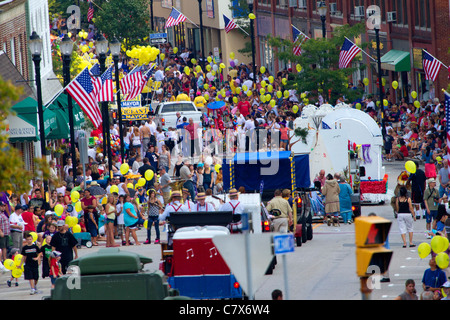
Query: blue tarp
222,152,310,192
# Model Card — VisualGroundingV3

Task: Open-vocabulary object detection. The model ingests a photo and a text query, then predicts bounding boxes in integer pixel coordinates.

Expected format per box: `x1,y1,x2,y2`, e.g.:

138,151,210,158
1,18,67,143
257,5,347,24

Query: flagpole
345,37,377,62
424,49,448,69
237,24,250,36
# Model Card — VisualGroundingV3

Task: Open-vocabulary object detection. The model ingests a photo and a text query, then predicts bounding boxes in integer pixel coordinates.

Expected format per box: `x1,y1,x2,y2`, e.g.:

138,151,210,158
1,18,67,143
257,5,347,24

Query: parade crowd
1,26,450,299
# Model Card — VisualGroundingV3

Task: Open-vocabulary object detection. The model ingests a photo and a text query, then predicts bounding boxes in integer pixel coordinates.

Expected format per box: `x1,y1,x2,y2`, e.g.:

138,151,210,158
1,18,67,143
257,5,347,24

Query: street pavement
0,159,445,300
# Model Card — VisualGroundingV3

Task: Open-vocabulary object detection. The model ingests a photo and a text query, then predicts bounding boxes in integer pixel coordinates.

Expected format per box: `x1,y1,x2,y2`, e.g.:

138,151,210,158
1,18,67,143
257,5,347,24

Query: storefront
380,49,411,102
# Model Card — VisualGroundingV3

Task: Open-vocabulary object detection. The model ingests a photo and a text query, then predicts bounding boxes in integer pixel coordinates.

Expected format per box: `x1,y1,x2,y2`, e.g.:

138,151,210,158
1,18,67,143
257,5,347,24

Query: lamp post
96,34,113,177
198,0,206,71
29,31,48,193
317,1,327,38
110,37,125,163
60,34,77,178
247,0,256,87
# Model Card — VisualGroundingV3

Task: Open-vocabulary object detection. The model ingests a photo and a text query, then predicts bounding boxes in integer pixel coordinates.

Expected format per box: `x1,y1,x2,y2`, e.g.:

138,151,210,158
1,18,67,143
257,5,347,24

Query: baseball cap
441,281,450,288
56,220,65,227
51,251,62,258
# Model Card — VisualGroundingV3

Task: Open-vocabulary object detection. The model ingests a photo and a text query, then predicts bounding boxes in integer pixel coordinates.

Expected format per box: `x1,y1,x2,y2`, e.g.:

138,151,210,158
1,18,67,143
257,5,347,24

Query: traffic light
355,216,393,278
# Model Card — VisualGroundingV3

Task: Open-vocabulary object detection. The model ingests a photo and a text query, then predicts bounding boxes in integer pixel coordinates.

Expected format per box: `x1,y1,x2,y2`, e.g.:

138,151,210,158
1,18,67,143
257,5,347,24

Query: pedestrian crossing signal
355,216,393,278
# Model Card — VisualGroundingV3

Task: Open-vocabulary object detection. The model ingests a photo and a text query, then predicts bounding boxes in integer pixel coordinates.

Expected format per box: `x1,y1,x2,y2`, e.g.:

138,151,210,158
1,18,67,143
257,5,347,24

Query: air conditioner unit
298,0,307,9
354,6,365,17
387,11,397,22
330,3,337,14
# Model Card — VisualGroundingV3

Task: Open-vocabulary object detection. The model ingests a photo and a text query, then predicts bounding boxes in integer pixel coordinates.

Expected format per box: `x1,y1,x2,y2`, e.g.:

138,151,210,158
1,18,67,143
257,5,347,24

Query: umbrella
207,101,225,110
86,183,106,196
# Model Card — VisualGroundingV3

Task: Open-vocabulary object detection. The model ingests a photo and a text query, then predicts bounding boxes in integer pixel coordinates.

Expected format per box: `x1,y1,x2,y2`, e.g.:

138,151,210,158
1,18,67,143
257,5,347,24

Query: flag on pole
423,50,442,82
292,25,309,56
89,63,102,97
65,68,102,128
338,38,362,69
445,90,450,156
87,0,94,22
165,7,187,29
98,66,114,102
120,65,142,96
223,14,237,33
122,65,156,101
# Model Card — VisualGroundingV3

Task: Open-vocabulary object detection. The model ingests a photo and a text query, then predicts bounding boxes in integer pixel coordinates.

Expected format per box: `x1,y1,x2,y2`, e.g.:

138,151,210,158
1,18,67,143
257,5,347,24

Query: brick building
253,0,450,101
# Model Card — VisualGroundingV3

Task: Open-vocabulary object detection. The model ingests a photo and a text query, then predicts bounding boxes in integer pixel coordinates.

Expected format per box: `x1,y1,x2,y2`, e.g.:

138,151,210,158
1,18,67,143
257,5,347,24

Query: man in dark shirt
408,160,427,219
144,145,159,169
28,189,50,212
138,158,156,189
50,220,78,274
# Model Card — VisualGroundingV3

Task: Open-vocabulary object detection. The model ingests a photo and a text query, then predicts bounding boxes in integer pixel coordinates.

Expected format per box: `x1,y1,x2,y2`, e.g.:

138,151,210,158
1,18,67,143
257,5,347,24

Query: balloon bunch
126,45,160,66
417,236,450,269
3,254,25,278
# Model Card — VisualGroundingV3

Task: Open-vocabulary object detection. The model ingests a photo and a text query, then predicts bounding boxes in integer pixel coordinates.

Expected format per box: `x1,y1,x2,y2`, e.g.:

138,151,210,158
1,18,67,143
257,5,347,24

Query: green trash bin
47,248,188,300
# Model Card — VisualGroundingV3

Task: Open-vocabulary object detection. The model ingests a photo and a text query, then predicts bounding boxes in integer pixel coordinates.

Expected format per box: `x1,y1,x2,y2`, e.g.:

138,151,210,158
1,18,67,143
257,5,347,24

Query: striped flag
445,91,450,156
66,68,102,128
292,25,309,56
98,66,114,102
423,50,442,82
120,65,142,96
165,7,187,29
89,63,102,97
122,65,155,101
223,14,237,33
338,38,362,69
87,0,94,22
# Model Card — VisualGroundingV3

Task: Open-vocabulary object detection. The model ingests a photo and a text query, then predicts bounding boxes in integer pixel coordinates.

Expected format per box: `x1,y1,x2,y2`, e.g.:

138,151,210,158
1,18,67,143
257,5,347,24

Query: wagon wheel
85,241,93,248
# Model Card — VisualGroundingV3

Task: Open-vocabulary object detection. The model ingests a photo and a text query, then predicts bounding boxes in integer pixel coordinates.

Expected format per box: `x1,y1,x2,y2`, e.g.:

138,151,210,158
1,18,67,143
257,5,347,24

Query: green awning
380,50,411,72
53,93,86,129
43,107,58,137
10,97,39,142
45,102,69,140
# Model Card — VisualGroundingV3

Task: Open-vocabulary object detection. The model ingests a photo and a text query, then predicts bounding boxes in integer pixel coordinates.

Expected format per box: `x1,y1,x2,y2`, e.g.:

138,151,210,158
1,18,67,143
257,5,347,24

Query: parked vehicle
152,101,202,130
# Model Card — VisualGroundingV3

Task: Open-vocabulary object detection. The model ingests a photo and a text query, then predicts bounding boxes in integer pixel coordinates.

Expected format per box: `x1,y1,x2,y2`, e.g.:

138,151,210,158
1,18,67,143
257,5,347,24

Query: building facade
253,0,450,101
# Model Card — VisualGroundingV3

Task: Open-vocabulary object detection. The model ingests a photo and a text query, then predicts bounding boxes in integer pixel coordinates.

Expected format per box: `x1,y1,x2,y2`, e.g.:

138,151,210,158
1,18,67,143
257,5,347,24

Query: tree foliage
268,23,368,104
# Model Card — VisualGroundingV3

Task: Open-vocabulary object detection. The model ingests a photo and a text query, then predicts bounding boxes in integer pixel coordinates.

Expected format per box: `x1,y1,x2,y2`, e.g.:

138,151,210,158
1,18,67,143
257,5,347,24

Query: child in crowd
49,251,62,289
6,248,20,288
40,235,53,279
20,233,42,295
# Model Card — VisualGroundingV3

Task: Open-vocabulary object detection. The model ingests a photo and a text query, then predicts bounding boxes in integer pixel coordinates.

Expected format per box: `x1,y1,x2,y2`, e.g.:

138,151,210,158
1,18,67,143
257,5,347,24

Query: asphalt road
0,160,444,300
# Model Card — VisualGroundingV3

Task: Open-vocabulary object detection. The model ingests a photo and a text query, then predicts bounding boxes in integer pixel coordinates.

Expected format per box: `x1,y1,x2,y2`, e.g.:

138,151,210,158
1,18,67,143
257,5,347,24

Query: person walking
50,220,78,274
123,195,141,246
9,205,26,252
423,178,439,238
322,174,340,226
265,189,293,233
395,186,416,248
336,174,353,224
144,189,163,244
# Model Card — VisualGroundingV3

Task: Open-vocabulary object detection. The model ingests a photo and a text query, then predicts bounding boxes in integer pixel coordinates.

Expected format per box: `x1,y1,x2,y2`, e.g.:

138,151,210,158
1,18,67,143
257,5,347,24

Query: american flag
223,14,237,33
87,0,94,22
66,67,102,128
165,7,187,29
122,64,155,101
98,66,114,102
89,63,102,97
338,38,362,69
292,25,309,56
120,65,142,96
445,91,450,156
423,50,442,82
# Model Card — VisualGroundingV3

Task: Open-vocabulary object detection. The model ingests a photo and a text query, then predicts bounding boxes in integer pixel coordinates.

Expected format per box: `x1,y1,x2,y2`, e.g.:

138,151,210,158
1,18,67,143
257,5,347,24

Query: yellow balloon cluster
126,46,160,65
4,256,24,278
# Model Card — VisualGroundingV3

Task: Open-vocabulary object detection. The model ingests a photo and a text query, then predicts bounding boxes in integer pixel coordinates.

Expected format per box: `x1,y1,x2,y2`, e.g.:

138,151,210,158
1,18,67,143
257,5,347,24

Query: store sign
121,94,142,108
121,106,149,120
412,48,423,69
4,115,36,139
206,0,214,18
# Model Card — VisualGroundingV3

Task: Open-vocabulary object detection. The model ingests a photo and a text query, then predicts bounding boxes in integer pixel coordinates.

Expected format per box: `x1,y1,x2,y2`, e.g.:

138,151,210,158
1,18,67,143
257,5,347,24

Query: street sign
273,234,295,255
212,233,274,298
149,33,168,45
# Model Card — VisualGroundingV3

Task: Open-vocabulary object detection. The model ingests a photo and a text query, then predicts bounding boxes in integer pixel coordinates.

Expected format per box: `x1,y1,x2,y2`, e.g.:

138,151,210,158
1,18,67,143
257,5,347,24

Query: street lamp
247,0,256,87
60,34,77,178
96,33,113,177
198,0,206,71
317,1,327,38
110,37,125,163
29,31,47,192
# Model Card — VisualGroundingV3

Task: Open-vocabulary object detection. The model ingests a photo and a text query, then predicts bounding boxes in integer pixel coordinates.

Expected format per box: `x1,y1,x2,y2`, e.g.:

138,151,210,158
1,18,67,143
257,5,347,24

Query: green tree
268,23,367,104
94,0,151,51
228,0,252,57
0,77,51,195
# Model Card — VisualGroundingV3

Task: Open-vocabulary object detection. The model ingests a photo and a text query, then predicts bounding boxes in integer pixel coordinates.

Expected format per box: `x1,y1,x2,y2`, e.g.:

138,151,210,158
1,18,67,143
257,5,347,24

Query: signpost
149,33,168,45
274,234,295,300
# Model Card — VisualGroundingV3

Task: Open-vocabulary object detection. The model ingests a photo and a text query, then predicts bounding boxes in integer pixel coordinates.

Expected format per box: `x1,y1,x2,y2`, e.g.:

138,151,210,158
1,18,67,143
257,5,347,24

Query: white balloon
212,64,219,72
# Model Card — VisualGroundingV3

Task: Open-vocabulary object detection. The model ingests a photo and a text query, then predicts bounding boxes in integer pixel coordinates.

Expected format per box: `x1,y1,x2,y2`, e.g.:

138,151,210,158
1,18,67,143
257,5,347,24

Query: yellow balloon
75,201,82,212
270,99,276,107
143,220,148,229
145,169,154,181
261,80,266,88
72,224,82,234
242,85,248,92
233,96,238,104
249,13,256,20
230,52,235,59
12,268,22,278
260,66,266,74
292,105,299,114
173,47,178,54
54,204,64,217
3,259,15,271
267,85,273,93
14,254,23,266
214,164,222,173
110,185,119,194
71,191,80,202
259,88,265,95
276,91,282,99
220,63,226,69
414,100,420,108
120,163,130,175
138,177,146,187
246,90,252,97
411,91,418,99
160,53,165,61
268,76,274,83
417,242,431,259
383,99,388,106
431,235,447,254
355,103,362,110
29,232,38,243
392,81,398,89
363,78,369,86
405,160,416,174
282,78,287,85
296,64,302,72
436,252,449,269
284,90,290,98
